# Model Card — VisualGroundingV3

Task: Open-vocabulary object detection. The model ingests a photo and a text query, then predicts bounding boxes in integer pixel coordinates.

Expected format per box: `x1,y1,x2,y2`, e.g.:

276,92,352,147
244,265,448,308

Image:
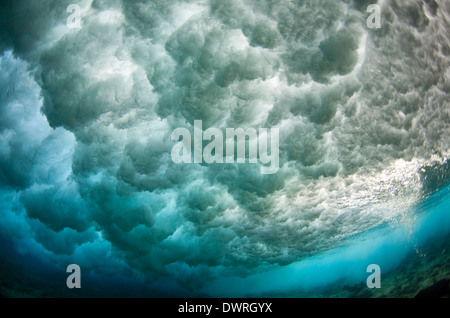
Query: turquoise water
199,184,450,297
1,184,447,297
0,0,449,298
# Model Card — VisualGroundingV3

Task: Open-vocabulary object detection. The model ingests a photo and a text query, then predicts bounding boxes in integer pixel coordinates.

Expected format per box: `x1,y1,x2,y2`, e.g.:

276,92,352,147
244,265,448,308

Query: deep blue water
0,0,449,298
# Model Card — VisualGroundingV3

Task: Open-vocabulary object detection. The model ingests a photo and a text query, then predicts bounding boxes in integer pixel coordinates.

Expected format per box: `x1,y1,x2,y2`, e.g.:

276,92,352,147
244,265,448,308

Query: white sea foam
0,0,448,294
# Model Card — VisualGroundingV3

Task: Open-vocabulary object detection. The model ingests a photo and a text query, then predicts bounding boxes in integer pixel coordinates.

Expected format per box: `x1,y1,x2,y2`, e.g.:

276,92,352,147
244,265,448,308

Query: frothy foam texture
0,0,449,294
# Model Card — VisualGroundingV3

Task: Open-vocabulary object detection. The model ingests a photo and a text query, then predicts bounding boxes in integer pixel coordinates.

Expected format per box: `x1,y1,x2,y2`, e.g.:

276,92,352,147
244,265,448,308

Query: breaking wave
0,0,449,296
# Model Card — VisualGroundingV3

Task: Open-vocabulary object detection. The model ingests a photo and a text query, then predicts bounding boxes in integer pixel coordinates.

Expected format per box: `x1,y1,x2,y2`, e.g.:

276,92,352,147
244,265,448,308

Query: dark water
0,0,449,297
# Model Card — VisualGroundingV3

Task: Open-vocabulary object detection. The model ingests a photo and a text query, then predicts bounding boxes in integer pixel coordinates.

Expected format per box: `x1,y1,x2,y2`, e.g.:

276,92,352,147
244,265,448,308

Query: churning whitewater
0,0,449,297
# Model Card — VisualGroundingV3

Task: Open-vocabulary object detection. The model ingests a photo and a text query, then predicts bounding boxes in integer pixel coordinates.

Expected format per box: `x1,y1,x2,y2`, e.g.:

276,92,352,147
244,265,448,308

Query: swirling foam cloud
0,0,449,294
